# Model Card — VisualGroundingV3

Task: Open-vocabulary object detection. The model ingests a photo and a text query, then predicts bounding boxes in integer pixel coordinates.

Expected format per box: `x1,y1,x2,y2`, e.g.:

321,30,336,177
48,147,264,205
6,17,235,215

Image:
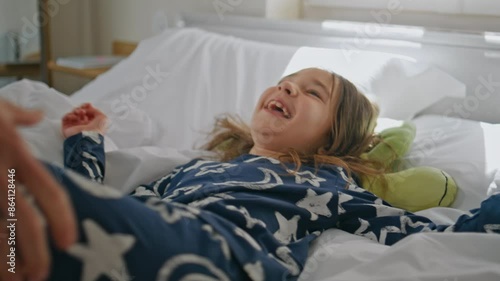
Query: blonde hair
201,70,386,185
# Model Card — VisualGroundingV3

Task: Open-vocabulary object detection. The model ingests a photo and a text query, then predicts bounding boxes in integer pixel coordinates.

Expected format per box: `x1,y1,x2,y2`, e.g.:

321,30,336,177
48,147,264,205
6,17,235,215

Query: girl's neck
248,146,282,159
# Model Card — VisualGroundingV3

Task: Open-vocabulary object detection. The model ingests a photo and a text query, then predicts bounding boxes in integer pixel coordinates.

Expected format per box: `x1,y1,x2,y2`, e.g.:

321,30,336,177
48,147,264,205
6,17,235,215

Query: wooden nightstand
47,40,137,81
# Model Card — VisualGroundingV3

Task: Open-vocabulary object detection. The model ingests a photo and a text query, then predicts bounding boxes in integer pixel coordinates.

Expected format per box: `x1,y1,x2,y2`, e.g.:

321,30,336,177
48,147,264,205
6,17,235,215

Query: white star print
244,156,281,164
81,152,103,182
305,230,321,237
273,212,300,244
296,189,333,221
399,216,433,234
110,266,134,281
287,169,326,187
275,246,301,276
194,163,238,176
151,169,180,196
354,217,421,245
163,184,202,200
378,225,403,244
170,201,202,216
370,203,406,217
188,196,223,208
226,205,266,229
201,224,231,260
234,227,262,251
82,131,102,144
156,254,230,281
67,219,135,281
338,192,354,215
187,193,235,208
484,224,500,233
337,167,372,193
244,261,264,281
214,167,284,190
337,166,357,185
145,198,198,223
353,218,378,242
182,160,215,172
131,186,157,197
346,183,367,193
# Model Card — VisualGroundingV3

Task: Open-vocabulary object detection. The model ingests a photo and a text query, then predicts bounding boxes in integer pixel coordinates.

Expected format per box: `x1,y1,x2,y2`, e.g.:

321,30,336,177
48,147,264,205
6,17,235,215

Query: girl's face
250,68,335,156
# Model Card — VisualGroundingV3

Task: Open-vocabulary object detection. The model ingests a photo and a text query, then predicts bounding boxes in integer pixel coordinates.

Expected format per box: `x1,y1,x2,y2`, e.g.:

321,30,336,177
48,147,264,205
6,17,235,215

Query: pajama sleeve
63,131,105,183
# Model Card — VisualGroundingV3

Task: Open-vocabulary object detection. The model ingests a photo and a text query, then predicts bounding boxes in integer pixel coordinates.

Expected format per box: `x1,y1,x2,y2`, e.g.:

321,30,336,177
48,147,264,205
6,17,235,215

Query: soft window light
322,20,425,39
484,32,500,44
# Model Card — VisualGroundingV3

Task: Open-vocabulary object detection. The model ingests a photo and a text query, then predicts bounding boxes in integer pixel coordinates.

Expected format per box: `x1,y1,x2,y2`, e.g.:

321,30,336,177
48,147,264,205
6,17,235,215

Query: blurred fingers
16,190,50,281
62,114,78,123
0,100,43,126
16,152,77,250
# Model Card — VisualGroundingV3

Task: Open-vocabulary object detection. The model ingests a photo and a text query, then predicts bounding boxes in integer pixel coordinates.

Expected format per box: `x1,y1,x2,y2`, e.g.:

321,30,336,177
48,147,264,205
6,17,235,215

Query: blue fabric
43,132,500,281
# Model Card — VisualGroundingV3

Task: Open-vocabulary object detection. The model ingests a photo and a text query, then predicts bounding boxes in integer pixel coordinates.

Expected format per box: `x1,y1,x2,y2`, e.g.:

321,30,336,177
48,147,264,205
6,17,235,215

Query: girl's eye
308,91,321,98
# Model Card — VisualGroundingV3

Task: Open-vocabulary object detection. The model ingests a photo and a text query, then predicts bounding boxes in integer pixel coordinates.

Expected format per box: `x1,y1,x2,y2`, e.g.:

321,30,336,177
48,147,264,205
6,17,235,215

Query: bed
1,12,500,281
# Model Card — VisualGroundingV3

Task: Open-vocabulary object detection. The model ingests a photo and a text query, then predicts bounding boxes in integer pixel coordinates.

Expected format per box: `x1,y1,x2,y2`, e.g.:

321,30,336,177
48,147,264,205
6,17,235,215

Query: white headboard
177,12,500,123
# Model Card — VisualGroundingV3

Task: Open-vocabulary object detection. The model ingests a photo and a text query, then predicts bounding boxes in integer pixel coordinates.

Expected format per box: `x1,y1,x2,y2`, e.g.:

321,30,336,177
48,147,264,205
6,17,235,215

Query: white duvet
2,79,500,281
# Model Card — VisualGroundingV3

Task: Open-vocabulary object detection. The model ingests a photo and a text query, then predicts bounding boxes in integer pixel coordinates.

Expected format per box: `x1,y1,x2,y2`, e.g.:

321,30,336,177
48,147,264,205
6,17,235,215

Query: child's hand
62,103,108,138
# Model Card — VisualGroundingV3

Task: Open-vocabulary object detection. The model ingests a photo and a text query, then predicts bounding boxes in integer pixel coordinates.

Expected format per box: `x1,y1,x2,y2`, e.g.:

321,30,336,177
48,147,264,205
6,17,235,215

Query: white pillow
92,99,164,149
404,115,500,211
283,47,466,120
71,28,298,150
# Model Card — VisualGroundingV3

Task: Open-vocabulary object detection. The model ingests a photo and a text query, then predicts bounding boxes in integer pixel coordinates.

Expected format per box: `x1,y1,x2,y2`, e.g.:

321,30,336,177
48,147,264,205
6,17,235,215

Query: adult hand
0,99,77,281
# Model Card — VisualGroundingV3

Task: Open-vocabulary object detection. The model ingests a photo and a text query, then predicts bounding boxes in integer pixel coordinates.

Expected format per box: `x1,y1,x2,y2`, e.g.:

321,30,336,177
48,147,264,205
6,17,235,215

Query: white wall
95,0,267,54
0,0,39,61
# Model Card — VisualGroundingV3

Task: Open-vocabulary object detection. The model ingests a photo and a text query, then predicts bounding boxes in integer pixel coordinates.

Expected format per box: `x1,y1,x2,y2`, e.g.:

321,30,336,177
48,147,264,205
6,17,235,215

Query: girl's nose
278,81,297,96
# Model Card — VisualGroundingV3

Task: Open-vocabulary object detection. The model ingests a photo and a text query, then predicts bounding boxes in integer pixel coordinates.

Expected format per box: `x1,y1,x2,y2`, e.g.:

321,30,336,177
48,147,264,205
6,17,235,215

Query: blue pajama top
54,131,500,281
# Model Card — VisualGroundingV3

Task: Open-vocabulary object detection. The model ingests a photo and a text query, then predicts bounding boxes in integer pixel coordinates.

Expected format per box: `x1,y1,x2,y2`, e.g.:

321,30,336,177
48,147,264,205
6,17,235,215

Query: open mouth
266,100,291,119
